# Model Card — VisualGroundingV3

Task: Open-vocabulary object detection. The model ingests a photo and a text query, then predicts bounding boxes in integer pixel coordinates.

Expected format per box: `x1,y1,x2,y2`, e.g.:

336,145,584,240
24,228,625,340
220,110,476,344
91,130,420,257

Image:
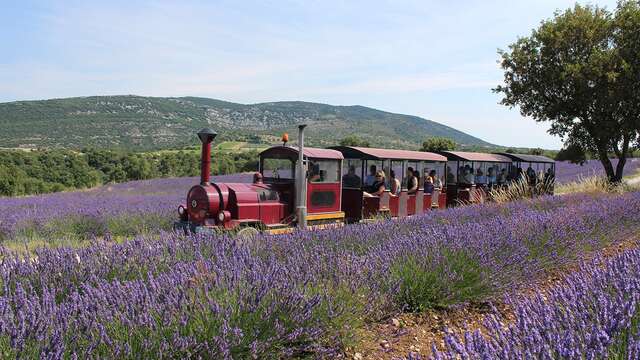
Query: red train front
175,127,346,236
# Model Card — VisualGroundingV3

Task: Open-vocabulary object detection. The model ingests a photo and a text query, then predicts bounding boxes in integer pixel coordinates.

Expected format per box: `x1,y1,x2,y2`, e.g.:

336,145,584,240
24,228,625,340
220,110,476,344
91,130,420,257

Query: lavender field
2,158,639,245
0,191,639,358
430,247,640,359
555,158,640,183
0,174,250,245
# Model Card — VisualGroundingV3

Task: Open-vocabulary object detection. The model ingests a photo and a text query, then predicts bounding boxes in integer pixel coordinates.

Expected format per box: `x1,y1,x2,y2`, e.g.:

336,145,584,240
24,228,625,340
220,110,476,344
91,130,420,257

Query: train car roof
437,151,512,162
495,153,555,163
329,146,447,162
259,146,344,160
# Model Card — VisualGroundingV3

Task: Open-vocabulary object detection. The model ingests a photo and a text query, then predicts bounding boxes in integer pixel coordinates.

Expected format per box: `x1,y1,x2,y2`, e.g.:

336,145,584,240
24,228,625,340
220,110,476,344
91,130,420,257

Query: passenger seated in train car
544,167,555,183
424,169,437,194
487,168,497,188
461,167,475,185
475,168,486,186
363,171,386,197
446,166,455,183
389,170,401,195
526,166,537,185
308,163,321,182
342,165,362,188
365,165,377,186
406,167,418,194
498,168,508,185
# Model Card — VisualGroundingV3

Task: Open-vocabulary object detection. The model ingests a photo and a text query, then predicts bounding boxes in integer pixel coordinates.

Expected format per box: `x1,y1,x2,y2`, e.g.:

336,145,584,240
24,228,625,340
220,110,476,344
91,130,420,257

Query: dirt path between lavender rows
345,234,640,360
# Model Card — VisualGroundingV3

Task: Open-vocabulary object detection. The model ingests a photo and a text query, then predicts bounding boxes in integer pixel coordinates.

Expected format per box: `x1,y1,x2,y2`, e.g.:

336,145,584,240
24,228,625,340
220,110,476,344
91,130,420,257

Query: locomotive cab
175,127,345,235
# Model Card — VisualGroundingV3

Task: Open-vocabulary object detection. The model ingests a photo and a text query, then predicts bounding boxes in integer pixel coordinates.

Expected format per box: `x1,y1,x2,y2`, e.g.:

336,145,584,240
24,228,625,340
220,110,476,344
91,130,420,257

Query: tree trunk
597,149,616,183
613,134,631,183
615,156,627,183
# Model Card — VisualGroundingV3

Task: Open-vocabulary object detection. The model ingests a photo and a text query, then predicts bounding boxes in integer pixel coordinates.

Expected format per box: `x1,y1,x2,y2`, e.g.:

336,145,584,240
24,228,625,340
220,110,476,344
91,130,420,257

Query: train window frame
307,159,341,183
364,160,384,188
261,157,296,181
342,158,363,189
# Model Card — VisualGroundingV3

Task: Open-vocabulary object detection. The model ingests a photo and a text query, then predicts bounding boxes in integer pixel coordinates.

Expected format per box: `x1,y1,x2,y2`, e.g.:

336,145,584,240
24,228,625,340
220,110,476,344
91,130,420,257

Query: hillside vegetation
0,95,493,150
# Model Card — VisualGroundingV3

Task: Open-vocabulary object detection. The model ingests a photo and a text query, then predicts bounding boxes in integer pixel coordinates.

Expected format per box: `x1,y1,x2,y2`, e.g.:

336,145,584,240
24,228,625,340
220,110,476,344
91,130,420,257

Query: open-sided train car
329,146,448,222
437,151,512,206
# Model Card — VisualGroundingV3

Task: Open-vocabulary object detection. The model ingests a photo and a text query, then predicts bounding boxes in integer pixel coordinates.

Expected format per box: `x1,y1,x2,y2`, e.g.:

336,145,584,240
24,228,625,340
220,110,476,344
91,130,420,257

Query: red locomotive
175,126,555,235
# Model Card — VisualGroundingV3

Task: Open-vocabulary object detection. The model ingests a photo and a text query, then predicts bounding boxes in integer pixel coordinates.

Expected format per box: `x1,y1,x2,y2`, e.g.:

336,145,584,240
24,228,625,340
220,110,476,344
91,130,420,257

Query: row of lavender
555,158,640,183
0,174,250,241
0,192,639,358
428,247,640,359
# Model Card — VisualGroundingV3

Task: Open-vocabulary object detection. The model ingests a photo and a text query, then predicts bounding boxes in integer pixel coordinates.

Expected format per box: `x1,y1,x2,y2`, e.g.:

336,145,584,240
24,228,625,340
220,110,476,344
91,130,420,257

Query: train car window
258,189,280,202
364,160,383,188
404,161,419,190
310,191,336,207
342,158,362,188
474,162,487,186
424,161,445,189
390,161,404,194
262,158,294,180
448,161,459,184
308,160,340,183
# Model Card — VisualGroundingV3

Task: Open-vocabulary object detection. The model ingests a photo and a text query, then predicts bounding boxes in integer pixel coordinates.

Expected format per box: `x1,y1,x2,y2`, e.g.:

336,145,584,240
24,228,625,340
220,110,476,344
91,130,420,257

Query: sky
0,0,620,149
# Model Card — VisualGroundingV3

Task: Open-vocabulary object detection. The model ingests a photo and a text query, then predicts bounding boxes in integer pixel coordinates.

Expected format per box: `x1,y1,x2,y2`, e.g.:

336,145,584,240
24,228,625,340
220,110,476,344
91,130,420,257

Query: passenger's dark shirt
342,174,361,188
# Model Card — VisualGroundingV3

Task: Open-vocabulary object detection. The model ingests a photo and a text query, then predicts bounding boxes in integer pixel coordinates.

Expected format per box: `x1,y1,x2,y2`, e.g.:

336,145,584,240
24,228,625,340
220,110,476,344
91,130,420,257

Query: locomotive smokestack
197,128,217,185
296,124,308,229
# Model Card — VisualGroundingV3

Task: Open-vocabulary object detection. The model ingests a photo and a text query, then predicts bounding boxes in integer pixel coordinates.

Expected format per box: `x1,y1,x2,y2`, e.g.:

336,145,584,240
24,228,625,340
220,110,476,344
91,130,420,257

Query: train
174,126,556,236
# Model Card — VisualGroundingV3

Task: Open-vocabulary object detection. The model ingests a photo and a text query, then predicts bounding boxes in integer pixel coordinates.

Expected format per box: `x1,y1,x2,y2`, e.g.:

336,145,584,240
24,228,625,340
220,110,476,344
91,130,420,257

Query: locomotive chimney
197,128,217,185
296,124,308,229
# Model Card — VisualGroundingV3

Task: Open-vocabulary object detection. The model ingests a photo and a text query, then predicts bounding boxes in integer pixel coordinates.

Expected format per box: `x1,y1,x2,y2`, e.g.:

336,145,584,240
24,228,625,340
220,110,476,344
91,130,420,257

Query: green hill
0,95,494,150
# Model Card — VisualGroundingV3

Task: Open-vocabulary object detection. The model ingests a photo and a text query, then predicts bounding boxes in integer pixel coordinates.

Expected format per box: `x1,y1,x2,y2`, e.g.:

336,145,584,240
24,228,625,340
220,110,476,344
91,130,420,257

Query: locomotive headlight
217,211,226,222
178,206,185,216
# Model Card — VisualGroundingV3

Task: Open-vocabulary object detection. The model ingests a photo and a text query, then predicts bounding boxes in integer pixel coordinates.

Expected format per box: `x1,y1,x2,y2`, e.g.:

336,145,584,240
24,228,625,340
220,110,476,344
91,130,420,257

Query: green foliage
421,137,456,152
339,135,370,147
555,143,588,164
495,1,640,182
0,95,492,151
390,249,492,311
0,148,259,196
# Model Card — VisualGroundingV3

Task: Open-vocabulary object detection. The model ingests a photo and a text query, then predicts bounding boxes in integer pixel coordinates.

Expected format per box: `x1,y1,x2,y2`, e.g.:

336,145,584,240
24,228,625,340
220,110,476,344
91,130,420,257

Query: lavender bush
0,191,639,357
431,247,640,359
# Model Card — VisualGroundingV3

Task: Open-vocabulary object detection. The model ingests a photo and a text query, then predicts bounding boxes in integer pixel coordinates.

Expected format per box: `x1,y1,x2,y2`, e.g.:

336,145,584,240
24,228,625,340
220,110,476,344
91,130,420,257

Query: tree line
0,148,258,196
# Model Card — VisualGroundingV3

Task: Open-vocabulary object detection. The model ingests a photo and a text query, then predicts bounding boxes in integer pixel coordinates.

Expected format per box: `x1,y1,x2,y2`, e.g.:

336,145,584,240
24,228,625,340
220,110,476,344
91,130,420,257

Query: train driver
342,165,362,188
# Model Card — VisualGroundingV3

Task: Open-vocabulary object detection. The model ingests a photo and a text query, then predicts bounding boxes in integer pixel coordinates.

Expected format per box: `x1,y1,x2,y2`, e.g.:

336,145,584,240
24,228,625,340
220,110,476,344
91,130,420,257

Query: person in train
498,168,508,185
424,169,436,194
365,165,377,186
544,167,555,183
389,170,401,195
363,170,386,197
446,166,455,183
461,167,475,185
487,167,497,188
342,165,362,188
475,168,486,185
526,166,537,185
406,167,418,194
308,163,321,182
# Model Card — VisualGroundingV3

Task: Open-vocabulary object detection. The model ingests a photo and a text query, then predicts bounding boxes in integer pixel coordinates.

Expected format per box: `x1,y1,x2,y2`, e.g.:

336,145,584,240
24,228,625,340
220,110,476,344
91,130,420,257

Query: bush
391,249,492,311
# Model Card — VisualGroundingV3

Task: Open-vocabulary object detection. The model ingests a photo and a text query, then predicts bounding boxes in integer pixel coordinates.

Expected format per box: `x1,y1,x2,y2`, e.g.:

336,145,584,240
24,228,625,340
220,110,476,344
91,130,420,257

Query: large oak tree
495,1,640,182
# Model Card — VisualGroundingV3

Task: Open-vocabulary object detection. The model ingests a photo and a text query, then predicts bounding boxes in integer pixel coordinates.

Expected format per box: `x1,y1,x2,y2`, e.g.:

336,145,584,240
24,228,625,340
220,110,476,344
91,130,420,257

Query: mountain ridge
0,95,495,150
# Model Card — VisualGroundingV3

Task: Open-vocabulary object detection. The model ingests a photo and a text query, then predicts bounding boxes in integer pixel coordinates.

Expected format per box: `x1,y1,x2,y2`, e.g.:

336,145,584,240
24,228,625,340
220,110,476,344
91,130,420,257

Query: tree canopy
339,135,370,147
495,0,640,182
421,137,457,152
